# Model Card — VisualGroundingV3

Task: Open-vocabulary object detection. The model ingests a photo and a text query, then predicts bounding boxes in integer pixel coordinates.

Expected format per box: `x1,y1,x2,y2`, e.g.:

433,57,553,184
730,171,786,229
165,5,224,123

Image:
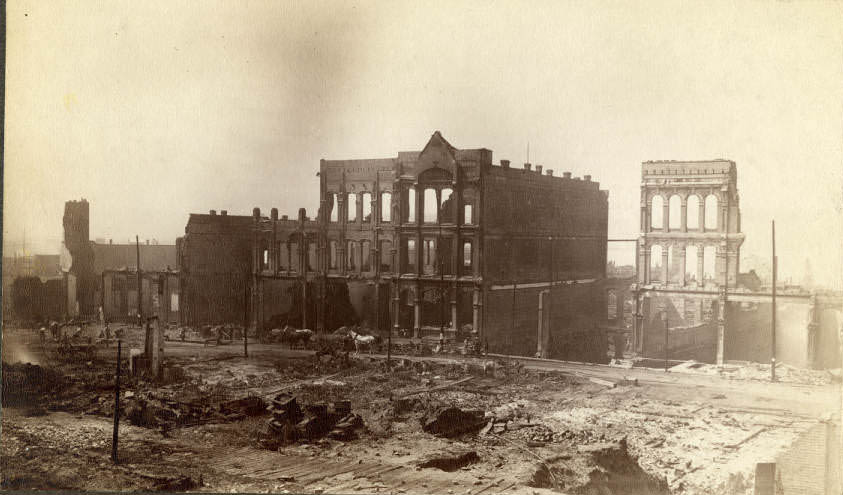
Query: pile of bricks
264,394,365,447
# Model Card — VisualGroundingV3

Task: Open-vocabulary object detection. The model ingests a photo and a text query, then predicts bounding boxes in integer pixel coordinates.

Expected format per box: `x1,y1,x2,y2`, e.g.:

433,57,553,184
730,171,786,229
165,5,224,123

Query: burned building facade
204,132,609,358
633,161,842,369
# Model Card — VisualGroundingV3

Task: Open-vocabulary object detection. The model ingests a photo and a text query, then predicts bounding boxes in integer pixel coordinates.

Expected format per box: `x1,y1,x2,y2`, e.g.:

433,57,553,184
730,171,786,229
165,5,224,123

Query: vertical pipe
771,220,777,382
111,340,121,463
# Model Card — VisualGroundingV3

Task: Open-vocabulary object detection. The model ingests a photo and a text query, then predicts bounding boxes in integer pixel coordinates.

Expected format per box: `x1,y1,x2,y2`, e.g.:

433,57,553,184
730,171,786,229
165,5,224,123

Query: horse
281,325,313,349
348,329,377,355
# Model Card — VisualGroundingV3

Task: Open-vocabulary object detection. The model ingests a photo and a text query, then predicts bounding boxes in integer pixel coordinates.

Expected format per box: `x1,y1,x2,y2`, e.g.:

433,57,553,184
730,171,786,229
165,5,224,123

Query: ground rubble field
1,326,835,494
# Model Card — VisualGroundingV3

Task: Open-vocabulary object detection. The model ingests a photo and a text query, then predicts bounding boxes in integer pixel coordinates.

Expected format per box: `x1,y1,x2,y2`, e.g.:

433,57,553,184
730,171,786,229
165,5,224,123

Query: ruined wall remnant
62,199,96,316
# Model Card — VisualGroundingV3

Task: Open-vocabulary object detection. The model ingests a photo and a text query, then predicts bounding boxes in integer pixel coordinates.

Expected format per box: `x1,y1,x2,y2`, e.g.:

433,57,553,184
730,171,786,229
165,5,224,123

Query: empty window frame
347,193,358,223
381,192,392,222
423,188,438,223
362,192,372,223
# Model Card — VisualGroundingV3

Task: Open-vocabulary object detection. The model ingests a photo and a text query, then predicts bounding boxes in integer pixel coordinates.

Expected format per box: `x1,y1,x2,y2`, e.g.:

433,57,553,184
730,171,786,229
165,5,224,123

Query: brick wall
775,421,841,495
484,281,606,361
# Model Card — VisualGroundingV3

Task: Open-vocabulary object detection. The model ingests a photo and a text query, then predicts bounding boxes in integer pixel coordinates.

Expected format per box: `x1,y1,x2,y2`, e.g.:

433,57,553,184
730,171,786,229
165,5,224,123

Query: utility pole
438,223,445,346
771,220,777,382
111,340,122,463
136,235,142,323
663,311,669,372
548,235,554,357
243,278,249,357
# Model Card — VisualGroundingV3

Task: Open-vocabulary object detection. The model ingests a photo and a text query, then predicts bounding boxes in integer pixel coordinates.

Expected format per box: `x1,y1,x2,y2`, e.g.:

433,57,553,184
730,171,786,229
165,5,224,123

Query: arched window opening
262,247,269,270
687,195,700,230
422,238,436,275
464,204,473,224
685,245,699,283
440,188,454,223
379,240,392,272
329,241,338,269
651,196,664,229
362,192,372,223
361,240,371,271
406,187,416,223
381,192,392,222
307,241,317,271
704,195,718,230
423,188,438,223
668,245,678,283
347,193,358,223
463,241,473,272
650,245,663,282
346,240,357,271
329,193,338,223
668,195,681,230
289,243,299,272
404,238,417,273
703,246,716,284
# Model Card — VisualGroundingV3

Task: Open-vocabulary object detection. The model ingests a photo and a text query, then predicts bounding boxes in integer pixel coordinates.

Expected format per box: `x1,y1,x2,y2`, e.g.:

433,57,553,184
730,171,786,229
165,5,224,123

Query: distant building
736,270,763,292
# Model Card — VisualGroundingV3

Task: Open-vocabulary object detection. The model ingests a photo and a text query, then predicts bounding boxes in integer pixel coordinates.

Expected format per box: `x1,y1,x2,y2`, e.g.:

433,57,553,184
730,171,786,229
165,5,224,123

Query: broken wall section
484,280,607,362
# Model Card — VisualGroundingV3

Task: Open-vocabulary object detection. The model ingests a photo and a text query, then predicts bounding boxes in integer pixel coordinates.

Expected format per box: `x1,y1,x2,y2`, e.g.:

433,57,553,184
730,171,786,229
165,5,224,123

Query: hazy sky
4,0,842,287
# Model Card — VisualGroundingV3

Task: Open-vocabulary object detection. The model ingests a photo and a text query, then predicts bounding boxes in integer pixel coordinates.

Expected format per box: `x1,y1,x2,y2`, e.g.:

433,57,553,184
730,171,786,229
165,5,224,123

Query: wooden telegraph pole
771,220,777,382
136,235,142,323
111,340,121,463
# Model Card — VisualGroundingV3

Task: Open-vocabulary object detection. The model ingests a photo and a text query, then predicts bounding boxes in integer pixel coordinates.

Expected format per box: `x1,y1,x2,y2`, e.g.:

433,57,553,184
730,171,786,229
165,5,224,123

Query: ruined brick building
632,161,842,369
180,132,609,359
61,199,180,323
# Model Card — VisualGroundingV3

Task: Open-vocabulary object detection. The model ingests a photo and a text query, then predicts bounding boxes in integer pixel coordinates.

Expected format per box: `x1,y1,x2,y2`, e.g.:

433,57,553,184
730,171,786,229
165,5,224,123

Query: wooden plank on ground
725,427,766,449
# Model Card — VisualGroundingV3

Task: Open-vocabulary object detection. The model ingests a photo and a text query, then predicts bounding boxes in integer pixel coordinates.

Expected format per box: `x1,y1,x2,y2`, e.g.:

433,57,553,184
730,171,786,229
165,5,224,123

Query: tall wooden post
663,311,669,372
243,278,249,357
771,220,777,382
111,340,121,463
136,235,142,322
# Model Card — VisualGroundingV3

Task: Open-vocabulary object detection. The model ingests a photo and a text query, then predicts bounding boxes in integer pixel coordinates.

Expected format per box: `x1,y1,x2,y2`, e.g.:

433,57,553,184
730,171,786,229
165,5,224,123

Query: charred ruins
3,132,842,495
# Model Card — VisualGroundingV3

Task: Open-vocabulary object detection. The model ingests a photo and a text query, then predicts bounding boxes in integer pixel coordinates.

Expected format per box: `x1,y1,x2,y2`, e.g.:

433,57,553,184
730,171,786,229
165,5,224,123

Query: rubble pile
263,394,366,448
422,406,486,438
528,439,669,494
124,393,267,429
1,362,68,408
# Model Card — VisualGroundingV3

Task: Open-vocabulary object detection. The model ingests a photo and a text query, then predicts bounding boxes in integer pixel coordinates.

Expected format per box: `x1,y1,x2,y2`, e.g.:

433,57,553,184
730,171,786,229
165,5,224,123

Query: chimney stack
563,172,572,179
546,169,554,176
271,208,278,221
209,209,217,216
535,165,543,174
221,210,228,216
146,239,149,245
501,159,510,169
253,207,261,218
523,162,532,171
584,175,592,182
